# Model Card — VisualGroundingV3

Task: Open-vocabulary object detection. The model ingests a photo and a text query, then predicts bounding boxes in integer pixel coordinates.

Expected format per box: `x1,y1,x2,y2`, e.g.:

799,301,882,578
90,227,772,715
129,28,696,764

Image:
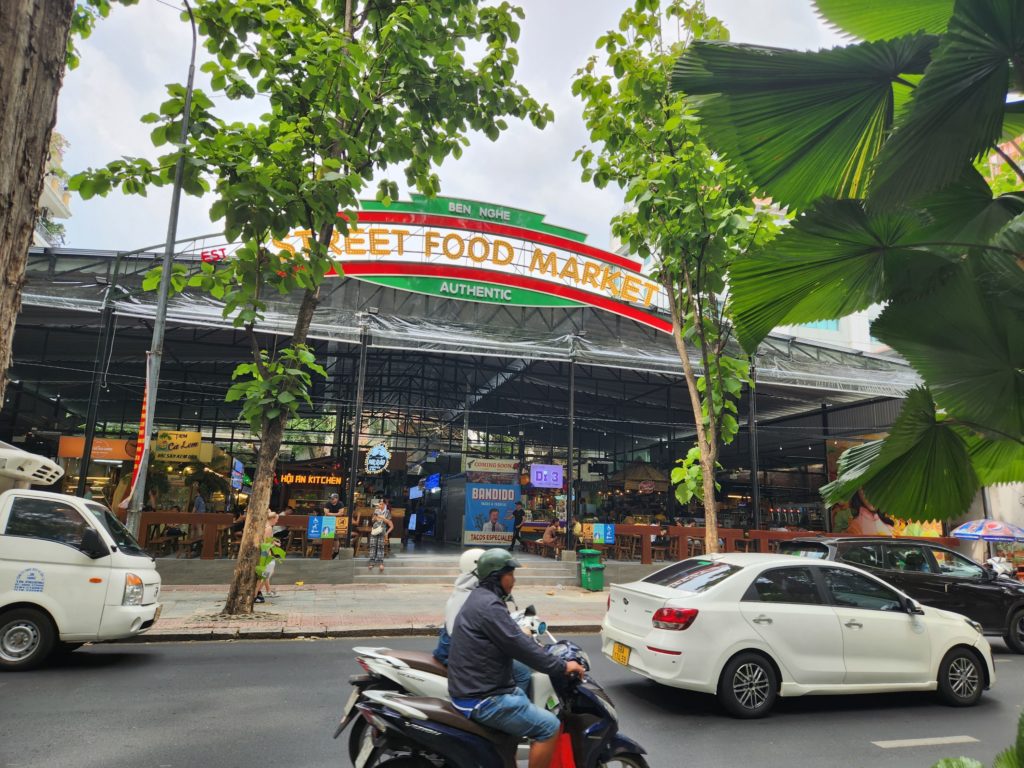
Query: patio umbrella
950,519,1024,542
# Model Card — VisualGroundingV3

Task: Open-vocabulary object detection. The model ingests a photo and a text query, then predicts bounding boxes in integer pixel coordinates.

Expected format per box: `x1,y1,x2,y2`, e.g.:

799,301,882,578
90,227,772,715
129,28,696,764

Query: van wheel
937,648,983,707
0,608,56,671
717,652,777,718
1003,608,1024,654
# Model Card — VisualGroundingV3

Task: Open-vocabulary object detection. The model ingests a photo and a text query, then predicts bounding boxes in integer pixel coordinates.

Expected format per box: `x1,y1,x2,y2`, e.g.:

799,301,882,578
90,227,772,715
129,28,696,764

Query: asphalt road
1,635,1021,768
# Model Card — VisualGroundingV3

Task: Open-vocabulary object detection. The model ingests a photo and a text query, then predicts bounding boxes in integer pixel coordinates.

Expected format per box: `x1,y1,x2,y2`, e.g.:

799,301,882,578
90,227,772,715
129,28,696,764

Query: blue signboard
307,516,324,539
592,524,616,545
464,483,518,545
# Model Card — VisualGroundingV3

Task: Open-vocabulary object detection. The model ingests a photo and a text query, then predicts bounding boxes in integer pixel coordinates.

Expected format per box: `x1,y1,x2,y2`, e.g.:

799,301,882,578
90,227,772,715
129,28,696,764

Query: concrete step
352,573,580,586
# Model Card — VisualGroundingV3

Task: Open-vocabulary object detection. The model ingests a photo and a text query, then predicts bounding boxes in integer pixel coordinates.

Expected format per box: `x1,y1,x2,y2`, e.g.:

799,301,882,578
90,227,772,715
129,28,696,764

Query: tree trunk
699,438,719,555
222,415,283,614
223,286,320,615
0,0,74,405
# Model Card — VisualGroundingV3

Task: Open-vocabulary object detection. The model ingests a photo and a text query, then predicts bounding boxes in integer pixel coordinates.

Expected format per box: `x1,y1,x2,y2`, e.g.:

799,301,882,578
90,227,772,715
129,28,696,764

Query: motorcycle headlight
964,618,982,634
123,573,144,606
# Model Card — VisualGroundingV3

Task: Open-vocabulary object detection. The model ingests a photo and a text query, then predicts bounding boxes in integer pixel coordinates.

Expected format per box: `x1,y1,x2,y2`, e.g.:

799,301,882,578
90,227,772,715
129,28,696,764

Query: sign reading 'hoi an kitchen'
266,195,672,334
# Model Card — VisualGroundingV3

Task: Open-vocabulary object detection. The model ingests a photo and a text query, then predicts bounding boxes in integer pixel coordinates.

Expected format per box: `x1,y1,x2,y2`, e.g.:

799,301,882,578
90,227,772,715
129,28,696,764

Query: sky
55,1,844,252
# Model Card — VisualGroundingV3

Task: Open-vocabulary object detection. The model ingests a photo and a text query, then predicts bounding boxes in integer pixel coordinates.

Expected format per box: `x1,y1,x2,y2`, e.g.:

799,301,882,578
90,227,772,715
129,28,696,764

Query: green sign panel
357,275,583,308
360,194,587,243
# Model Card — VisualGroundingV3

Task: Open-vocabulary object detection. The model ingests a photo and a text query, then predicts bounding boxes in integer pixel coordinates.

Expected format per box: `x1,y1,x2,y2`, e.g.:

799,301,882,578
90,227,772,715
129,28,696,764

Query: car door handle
752,615,773,625
844,620,863,629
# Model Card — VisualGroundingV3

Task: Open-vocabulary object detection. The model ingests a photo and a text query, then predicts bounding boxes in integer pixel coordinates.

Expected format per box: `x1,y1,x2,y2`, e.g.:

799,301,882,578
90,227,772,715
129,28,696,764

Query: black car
779,537,1024,653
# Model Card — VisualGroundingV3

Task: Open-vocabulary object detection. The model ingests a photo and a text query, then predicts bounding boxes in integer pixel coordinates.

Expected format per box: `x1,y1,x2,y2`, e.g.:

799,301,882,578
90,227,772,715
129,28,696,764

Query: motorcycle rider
448,549,585,768
433,548,532,694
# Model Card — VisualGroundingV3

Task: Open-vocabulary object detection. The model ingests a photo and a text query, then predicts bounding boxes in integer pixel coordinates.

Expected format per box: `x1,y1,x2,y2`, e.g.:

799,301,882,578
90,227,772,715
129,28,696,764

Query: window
743,567,823,605
643,559,743,593
800,319,840,331
85,503,146,557
778,541,829,559
838,542,883,569
4,497,89,548
884,544,932,573
930,548,984,580
823,567,903,612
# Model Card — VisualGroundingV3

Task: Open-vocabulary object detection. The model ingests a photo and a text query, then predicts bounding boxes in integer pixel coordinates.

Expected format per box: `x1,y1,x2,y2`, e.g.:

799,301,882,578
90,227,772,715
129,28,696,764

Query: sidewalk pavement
138,583,609,642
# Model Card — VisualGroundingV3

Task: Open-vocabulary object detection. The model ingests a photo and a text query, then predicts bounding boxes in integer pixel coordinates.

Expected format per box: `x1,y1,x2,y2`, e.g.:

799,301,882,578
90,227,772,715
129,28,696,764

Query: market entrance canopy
272,195,672,334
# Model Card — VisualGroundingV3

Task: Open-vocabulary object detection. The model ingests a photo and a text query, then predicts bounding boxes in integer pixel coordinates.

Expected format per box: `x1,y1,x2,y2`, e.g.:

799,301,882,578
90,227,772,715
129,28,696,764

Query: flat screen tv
408,485,423,500
425,473,441,490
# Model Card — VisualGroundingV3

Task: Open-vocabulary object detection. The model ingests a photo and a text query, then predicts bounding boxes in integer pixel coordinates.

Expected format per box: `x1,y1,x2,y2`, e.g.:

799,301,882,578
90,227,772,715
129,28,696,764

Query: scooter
336,607,556,763
348,640,648,768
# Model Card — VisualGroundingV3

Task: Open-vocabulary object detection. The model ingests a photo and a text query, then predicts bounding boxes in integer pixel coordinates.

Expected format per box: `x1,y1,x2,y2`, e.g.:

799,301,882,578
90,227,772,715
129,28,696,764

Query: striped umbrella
950,519,1024,543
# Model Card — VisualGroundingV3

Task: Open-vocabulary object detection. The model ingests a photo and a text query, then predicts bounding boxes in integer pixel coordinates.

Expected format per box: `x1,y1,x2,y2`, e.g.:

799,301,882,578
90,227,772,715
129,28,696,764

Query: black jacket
448,577,566,700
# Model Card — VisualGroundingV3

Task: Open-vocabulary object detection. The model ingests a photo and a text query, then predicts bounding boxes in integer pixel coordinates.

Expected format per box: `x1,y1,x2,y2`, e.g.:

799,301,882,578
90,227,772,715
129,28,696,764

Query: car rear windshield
642,559,743,592
778,542,829,559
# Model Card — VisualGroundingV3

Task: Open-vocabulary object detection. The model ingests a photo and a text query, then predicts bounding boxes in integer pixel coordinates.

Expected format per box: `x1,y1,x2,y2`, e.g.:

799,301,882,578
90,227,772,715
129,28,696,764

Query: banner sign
463,483,518,545
365,443,391,475
463,457,520,474
307,516,337,540
152,430,202,462
59,436,136,461
530,463,563,489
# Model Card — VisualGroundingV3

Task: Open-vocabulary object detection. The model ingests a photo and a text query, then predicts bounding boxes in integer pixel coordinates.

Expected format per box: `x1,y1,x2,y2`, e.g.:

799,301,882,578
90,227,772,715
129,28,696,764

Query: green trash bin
579,549,605,591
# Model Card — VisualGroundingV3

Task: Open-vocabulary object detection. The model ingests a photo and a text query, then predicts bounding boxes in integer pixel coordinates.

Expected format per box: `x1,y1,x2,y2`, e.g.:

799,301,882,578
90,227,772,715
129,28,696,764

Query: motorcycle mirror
524,604,537,617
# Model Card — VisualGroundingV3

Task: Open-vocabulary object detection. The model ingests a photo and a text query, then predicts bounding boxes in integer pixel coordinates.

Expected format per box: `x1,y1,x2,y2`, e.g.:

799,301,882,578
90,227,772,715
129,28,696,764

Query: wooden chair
668,536,683,561
687,537,705,557
285,529,306,556
651,543,669,562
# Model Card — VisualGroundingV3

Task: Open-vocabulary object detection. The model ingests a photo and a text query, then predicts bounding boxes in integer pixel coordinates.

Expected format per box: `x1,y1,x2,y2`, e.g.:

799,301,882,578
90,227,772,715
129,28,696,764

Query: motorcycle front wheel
374,758,438,768
601,755,650,768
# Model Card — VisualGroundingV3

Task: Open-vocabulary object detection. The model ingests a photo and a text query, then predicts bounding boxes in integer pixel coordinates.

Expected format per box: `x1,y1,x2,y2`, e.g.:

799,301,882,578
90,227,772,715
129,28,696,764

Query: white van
0,444,161,670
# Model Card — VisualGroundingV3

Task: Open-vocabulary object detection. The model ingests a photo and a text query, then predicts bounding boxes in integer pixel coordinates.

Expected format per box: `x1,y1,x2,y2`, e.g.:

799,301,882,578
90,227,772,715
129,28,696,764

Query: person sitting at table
540,519,559,554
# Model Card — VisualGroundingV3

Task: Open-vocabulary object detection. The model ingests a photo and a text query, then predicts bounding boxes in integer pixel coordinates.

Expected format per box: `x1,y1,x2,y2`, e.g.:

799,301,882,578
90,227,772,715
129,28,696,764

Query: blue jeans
434,628,532,695
470,687,559,742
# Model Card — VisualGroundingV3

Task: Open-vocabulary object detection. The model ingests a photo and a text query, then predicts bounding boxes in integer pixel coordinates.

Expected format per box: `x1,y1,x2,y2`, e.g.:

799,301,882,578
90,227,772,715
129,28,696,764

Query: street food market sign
268,195,672,334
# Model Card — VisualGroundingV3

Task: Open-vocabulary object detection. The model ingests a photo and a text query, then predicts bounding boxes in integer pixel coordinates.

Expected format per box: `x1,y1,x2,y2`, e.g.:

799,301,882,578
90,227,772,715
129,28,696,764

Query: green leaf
822,388,979,521
812,0,955,40
872,264,1024,439
728,198,940,351
671,35,936,208
870,1,1024,206
999,100,1024,142
961,432,1024,486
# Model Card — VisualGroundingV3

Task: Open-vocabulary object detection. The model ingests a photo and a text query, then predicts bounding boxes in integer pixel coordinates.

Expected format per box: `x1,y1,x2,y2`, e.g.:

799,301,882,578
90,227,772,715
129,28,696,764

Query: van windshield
85,504,148,557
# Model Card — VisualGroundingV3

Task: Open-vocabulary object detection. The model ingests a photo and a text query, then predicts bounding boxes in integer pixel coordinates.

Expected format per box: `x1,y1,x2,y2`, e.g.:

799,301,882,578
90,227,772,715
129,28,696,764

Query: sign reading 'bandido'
270,195,672,334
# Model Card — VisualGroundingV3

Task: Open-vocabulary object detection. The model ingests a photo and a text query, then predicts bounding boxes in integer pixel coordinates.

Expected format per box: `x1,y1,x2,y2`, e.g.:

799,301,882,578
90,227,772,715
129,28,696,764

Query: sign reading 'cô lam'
268,195,672,334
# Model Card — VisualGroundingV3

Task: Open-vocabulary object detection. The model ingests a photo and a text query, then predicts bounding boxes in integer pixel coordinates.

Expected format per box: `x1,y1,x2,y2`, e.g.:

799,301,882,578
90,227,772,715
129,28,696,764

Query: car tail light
652,607,698,630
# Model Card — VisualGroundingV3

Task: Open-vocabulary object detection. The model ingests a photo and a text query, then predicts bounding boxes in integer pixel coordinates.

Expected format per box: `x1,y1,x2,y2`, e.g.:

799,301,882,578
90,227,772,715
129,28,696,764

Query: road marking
873,736,978,749
995,658,1013,663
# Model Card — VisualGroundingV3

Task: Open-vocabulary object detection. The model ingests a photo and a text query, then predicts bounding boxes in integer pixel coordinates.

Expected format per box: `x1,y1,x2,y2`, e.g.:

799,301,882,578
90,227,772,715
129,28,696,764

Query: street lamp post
125,0,198,535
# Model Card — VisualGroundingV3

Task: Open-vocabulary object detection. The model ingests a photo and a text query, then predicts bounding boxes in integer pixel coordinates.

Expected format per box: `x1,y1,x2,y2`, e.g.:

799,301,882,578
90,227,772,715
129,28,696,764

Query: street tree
572,0,778,553
0,1,133,408
71,0,552,613
672,0,1024,522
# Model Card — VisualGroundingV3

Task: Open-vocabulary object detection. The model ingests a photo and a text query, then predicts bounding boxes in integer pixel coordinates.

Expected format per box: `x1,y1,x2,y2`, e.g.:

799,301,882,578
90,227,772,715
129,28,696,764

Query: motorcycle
335,606,557,763
347,639,648,768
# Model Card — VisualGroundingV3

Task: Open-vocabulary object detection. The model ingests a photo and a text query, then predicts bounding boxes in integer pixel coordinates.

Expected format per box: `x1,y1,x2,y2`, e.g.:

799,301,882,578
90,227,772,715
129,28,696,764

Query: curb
117,623,604,643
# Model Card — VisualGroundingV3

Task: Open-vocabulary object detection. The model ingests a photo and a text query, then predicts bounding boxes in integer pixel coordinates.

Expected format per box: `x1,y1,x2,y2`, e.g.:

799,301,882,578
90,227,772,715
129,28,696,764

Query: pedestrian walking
367,500,393,573
256,511,282,602
509,500,526,552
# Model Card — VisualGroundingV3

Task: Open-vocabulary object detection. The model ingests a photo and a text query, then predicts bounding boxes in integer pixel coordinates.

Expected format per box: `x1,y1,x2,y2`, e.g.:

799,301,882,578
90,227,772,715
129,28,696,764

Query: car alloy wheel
947,656,979,699
718,652,778,718
733,663,770,710
1003,608,1024,654
937,648,983,707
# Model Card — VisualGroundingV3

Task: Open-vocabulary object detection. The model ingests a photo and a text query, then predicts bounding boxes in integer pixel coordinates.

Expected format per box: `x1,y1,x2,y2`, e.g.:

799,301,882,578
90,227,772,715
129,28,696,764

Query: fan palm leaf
813,0,955,41
671,35,936,209
870,0,1024,206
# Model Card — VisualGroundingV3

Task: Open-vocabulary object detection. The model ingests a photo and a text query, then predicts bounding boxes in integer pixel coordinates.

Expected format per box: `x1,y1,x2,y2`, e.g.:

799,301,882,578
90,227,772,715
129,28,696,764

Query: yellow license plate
611,642,631,666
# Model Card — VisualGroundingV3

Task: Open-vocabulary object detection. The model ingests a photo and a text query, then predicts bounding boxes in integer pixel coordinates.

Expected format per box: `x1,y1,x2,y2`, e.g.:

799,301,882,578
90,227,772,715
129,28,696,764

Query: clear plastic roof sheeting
23,247,920,400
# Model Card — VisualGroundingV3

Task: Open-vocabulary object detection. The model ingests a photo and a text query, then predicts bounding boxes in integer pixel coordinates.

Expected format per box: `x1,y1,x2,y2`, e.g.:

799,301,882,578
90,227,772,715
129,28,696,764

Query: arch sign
274,195,672,334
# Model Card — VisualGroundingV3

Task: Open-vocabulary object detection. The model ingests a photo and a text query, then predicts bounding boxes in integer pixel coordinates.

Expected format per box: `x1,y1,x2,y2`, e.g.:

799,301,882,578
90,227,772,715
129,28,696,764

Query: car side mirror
80,527,110,559
982,568,997,582
903,597,925,615
524,604,537,617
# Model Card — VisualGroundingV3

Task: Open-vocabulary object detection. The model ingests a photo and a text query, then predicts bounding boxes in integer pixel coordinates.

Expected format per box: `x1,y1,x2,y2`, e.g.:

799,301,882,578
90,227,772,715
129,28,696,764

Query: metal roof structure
7,246,918,473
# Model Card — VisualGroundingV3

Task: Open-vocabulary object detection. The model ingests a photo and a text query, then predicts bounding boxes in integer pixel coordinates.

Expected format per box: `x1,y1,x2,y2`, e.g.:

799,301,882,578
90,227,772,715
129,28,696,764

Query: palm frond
813,0,954,40
870,1,1024,205
671,35,936,209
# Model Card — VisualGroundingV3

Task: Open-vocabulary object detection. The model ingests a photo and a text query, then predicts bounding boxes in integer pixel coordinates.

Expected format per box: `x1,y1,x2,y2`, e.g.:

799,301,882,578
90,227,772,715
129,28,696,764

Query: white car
601,553,994,718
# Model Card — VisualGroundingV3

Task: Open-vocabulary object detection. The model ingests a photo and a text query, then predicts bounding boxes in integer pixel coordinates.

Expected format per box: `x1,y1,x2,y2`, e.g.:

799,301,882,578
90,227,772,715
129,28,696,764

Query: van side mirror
80,527,110,559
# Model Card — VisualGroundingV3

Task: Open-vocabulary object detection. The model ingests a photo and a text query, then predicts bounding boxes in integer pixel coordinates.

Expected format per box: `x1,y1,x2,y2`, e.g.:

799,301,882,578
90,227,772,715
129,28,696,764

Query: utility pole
126,1,197,535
